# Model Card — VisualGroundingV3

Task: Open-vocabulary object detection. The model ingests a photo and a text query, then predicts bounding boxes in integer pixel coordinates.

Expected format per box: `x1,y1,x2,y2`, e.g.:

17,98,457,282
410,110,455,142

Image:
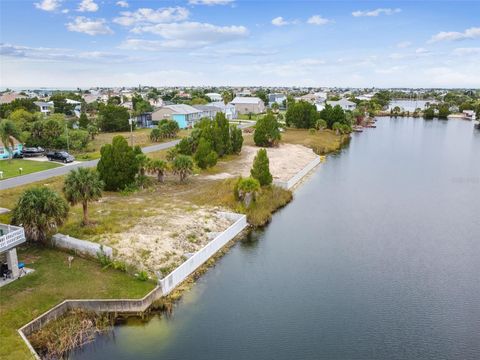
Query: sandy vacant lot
97,204,234,276
204,144,318,182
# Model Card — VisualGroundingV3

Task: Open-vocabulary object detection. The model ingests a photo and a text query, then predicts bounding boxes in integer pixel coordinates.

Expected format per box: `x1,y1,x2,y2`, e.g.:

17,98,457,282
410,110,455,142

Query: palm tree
0,119,22,162
148,159,168,183
12,187,69,243
63,168,103,225
136,153,150,177
172,155,193,182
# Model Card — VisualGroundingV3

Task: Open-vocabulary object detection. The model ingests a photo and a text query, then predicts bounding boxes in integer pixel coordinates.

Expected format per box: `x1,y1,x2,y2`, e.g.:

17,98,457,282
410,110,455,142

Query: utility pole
129,111,134,147
65,123,70,152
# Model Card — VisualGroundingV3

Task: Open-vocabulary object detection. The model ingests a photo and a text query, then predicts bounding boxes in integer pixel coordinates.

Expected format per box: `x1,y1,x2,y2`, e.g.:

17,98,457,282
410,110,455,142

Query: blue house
152,104,203,129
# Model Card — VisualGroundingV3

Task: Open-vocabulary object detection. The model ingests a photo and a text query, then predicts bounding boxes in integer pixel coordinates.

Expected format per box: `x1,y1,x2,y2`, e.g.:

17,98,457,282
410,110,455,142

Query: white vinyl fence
159,212,247,295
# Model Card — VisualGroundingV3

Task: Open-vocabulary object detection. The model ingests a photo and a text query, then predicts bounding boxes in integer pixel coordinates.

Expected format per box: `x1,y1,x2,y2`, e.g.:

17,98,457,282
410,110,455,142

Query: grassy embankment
0,246,155,360
0,159,62,180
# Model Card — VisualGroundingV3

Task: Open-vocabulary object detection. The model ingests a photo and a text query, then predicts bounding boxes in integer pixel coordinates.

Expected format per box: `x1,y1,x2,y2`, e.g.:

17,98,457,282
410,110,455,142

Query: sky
0,0,479,88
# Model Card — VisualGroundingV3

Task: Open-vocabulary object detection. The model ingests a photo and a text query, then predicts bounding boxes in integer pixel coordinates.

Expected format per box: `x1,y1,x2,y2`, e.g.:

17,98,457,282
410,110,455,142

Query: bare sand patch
204,144,318,182
97,205,234,276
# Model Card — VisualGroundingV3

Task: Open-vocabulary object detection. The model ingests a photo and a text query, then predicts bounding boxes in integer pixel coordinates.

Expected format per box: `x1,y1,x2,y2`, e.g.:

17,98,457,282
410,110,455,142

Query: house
34,101,54,116
209,102,237,120
326,98,356,111
0,92,28,105
82,94,99,104
206,93,223,102
192,105,219,120
66,99,82,117
268,93,287,106
295,93,317,104
463,110,477,120
230,96,265,115
135,112,153,128
0,223,26,282
152,104,203,128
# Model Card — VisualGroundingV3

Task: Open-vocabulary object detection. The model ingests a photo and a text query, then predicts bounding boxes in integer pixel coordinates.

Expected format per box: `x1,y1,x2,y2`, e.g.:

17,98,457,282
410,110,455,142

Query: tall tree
98,104,130,132
285,100,318,129
12,187,69,243
63,168,103,225
148,159,168,183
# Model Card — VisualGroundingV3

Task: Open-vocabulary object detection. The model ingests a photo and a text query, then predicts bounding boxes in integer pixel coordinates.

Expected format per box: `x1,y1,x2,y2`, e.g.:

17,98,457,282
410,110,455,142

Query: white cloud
128,22,248,48
66,17,113,35
415,47,429,54
188,0,234,5
271,17,289,26
113,7,189,26
116,1,129,8
453,47,480,56
352,8,401,17
0,43,127,62
307,15,332,25
77,0,98,12
34,0,61,11
396,41,411,48
428,27,480,43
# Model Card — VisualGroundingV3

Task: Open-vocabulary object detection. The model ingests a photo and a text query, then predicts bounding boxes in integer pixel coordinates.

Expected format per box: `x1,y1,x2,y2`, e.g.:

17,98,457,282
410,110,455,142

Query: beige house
230,96,265,115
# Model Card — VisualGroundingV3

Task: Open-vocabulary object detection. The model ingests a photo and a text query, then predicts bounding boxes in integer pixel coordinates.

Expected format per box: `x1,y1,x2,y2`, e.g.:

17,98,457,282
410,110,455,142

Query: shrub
285,100,318,128
97,136,139,191
230,125,243,154
194,137,218,169
172,155,193,182
98,104,130,132
11,187,69,243
150,128,162,142
309,128,316,134
254,113,281,147
250,148,273,186
234,177,260,207
317,119,327,130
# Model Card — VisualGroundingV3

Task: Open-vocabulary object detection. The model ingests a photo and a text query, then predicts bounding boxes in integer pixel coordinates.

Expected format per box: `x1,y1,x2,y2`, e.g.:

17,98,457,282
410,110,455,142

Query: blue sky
0,0,479,88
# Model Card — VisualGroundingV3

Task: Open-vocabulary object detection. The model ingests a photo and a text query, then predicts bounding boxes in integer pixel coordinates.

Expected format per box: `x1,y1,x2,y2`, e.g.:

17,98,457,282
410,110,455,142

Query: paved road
0,139,180,191
0,122,255,191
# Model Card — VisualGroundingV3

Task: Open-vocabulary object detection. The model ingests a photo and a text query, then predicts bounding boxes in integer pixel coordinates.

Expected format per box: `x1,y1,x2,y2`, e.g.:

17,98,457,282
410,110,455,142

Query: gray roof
231,96,262,104
192,105,219,111
326,98,356,106
166,104,202,115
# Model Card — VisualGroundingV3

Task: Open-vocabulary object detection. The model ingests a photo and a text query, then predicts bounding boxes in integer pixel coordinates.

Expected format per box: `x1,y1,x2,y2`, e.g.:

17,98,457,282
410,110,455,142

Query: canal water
73,117,480,360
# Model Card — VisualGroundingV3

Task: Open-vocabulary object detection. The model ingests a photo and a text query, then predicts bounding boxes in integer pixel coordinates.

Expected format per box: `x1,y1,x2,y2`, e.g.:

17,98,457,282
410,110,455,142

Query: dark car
22,147,45,157
12,151,24,159
47,151,75,163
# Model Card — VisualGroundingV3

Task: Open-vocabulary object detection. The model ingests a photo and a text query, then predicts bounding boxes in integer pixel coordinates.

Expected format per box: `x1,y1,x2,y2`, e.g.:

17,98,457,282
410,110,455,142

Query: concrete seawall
18,212,248,359
274,156,322,190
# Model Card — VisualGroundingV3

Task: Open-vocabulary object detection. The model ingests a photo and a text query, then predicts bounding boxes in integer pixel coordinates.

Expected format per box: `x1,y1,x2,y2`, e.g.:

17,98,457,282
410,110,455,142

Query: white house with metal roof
230,96,265,114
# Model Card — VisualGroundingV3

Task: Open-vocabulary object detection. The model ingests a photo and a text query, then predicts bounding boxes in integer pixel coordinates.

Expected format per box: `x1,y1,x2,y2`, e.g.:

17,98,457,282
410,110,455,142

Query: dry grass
280,128,350,155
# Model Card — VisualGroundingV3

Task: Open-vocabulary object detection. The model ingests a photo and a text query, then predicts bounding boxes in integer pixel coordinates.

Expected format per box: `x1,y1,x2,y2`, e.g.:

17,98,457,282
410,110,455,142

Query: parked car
12,151,24,159
22,147,45,157
47,151,75,163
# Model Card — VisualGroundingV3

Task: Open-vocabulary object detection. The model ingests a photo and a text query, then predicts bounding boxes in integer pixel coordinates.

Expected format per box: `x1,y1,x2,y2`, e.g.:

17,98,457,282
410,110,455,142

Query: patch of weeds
187,234,197,243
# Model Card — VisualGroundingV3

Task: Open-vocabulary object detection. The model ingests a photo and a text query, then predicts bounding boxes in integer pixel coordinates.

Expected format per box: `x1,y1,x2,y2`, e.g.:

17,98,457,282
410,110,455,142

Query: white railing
0,224,26,253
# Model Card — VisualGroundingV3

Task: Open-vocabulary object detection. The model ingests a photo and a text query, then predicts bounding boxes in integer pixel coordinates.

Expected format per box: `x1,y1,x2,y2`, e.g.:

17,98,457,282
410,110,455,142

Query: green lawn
0,159,62,180
0,246,155,360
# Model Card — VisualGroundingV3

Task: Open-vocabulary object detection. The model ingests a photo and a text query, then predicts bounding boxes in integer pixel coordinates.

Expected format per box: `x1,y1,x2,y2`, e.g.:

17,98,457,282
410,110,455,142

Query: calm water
73,118,480,360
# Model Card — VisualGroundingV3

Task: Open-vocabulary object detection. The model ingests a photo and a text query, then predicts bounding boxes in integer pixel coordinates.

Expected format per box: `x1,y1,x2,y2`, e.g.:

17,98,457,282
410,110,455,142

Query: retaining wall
18,212,247,359
274,156,321,190
159,212,247,295
51,234,113,258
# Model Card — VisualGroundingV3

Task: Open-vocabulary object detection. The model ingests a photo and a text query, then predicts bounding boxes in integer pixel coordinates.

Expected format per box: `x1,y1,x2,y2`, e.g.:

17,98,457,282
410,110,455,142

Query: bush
150,128,162,142
285,100,318,128
97,136,139,191
172,154,194,182
250,148,273,186
230,125,243,154
309,128,316,134
254,113,281,147
98,104,130,132
194,138,218,169
234,177,260,207
11,187,69,243
317,119,327,130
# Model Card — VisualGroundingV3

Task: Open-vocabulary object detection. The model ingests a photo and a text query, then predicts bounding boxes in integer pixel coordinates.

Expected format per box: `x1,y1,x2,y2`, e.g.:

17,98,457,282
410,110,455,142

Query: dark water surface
73,118,480,360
